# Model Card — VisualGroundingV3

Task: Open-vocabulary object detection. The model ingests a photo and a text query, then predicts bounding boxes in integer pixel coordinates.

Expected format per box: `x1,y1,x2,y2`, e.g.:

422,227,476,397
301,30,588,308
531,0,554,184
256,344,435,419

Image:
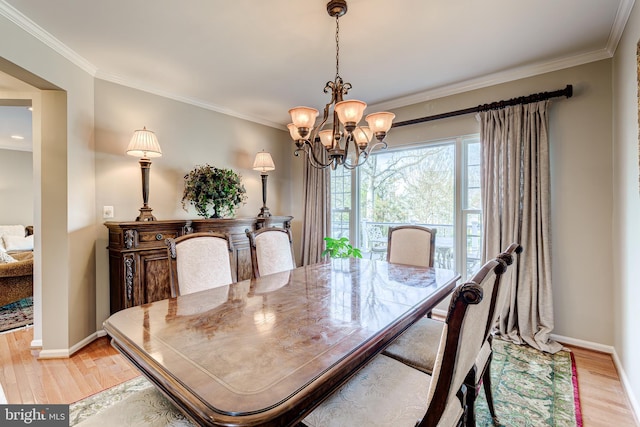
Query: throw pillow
2,234,34,251
0,251,17,264
0,225,26,237
0,225,26,253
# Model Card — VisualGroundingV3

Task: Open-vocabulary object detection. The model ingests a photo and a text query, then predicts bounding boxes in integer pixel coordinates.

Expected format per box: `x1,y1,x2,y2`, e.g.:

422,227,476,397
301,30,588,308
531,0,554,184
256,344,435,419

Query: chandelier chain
335,15,340,80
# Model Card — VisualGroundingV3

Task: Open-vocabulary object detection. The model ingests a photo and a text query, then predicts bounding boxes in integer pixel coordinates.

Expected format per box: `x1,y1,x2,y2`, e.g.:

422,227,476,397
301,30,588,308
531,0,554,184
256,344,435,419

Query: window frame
329,133,481,280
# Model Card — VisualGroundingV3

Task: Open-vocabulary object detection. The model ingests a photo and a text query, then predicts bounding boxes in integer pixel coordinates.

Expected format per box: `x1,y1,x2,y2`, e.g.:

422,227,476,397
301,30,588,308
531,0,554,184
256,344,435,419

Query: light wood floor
0,327,637,426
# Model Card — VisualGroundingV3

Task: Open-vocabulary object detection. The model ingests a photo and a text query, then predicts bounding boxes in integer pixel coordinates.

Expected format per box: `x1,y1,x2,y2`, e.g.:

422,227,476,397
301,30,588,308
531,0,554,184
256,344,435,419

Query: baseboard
552,333,640,425
37,331,101,359
550,333,615,354
0,381,6,404
611,348,640,426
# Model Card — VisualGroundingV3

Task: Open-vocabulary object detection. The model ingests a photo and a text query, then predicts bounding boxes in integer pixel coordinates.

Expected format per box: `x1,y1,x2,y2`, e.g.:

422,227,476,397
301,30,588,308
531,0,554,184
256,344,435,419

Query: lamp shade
253,151,275,172
287,123,303,141
289,107,319,129
126,127,162,158
365,112,395,134
353,126,373,147
318,129,335,148
335,100,366,125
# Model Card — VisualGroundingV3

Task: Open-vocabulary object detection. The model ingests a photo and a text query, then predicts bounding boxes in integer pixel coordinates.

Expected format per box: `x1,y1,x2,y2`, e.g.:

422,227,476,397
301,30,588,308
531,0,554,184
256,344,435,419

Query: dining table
103,257,460,426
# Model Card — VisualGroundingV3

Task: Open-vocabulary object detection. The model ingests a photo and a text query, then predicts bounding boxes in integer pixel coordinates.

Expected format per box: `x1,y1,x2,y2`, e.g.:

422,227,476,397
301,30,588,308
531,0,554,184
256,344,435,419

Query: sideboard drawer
137,230,181,247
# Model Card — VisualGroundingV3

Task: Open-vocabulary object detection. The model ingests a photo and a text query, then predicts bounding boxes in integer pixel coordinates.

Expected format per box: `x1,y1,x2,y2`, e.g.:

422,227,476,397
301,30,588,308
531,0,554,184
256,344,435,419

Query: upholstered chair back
420,257,505,426
166,232,235,297
387,225,436,268
246,228,296,278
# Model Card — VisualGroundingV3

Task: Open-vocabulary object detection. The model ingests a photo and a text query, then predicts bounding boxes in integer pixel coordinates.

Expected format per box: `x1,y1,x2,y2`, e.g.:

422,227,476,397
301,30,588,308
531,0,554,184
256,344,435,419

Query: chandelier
287,0,395,170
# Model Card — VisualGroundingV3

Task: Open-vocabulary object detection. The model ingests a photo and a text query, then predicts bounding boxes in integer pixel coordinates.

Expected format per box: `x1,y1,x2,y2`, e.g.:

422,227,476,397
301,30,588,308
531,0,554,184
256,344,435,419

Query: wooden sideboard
105,216,293,314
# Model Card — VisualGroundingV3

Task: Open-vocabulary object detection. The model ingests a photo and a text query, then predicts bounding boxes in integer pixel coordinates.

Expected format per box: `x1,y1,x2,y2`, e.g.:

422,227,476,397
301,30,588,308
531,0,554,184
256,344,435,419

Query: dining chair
386,224,437,268
245,227,296,278
364,223,388,260
382,243,522,426
165,232,236,297
302,257,506,427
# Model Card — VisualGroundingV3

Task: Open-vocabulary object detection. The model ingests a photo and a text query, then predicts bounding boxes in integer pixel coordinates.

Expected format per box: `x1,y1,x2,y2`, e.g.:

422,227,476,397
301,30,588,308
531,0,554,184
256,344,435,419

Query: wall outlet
103,206,114,218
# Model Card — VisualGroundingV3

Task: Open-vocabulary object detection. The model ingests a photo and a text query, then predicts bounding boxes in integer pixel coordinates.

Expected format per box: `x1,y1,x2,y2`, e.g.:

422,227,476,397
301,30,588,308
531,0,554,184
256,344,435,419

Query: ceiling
0,0,634,150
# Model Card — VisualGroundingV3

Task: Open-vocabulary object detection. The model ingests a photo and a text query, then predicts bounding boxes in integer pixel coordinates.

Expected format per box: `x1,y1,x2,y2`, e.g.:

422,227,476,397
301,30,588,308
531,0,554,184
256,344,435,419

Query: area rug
0,297,33,333
476,338,582,427
69,339,581,426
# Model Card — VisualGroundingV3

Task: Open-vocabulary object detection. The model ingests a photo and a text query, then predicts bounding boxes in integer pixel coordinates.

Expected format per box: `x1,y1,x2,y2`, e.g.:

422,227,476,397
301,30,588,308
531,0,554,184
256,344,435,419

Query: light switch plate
103,206,114,218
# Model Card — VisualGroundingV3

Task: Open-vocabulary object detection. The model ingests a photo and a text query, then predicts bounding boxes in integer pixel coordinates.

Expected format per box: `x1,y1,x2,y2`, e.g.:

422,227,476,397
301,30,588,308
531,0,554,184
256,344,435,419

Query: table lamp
253,151,275,218
127,127,162,221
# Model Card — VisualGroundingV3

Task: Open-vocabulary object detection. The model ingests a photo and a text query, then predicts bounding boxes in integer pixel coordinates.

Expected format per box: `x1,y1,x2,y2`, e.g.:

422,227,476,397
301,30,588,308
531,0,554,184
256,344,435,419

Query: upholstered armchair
0,251,33,307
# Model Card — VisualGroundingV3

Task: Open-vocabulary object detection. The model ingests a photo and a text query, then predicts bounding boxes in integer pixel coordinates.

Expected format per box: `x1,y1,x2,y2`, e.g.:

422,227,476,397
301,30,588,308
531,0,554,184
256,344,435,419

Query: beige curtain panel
301,146,330,265
479,101,561,354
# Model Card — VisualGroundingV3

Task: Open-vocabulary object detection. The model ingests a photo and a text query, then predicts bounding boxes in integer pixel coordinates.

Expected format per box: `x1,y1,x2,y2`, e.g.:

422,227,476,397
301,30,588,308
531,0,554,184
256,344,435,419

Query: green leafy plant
181,164,248,218
322,236,363,259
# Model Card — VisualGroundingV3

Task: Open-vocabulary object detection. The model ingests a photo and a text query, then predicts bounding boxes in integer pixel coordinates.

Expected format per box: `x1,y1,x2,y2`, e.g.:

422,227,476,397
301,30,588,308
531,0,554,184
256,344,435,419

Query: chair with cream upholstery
302,257,506,427
245,227,296,278
382,243,522,426
387,224,437,267
165,232,236,297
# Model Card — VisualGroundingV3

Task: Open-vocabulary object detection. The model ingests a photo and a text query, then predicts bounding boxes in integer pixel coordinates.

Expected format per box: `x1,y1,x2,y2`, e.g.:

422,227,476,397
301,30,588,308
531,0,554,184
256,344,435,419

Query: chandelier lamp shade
126,126,162,221
287,0,395,170
252,150,275,218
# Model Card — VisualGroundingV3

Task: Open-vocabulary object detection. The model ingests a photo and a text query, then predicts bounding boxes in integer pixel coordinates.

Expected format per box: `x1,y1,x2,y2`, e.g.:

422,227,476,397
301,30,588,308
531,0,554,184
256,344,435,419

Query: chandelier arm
342,139,388,169
296,140,333,169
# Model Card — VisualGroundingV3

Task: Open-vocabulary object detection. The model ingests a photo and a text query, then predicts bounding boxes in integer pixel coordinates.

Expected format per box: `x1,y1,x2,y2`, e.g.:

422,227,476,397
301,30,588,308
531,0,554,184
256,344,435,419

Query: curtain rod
391,84,573,128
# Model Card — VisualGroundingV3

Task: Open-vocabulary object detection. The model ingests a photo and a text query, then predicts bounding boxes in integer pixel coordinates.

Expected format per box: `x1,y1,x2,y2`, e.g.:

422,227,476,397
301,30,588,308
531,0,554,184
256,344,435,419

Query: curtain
479,101,561,354
300,145,330,265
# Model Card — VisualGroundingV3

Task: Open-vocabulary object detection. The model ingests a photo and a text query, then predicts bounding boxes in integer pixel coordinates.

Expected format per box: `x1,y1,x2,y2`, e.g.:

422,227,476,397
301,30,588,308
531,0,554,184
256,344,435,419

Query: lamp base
257,206,271,218
136,207,157,221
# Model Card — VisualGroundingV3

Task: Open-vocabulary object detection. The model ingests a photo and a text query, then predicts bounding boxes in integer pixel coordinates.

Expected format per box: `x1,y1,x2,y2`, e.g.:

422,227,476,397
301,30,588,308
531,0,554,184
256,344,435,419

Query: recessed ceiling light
11,135,24,140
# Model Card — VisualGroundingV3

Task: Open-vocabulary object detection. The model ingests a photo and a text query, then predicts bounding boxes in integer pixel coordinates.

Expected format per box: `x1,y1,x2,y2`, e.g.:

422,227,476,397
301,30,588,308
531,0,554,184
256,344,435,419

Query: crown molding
94,69,286,130
1,0,632,129
0,0,286,130
607,0,636,55
0,0,97,75
370,48,613,112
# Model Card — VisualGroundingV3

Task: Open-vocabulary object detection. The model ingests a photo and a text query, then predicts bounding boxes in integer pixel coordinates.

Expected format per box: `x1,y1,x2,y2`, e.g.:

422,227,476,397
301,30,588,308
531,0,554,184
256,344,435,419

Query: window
330,164,352,239
330,134,482,279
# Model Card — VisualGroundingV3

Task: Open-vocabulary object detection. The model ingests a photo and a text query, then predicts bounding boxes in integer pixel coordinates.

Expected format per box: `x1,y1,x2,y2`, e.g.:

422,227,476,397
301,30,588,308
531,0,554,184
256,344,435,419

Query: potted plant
322,236,363,259
181,164,248,218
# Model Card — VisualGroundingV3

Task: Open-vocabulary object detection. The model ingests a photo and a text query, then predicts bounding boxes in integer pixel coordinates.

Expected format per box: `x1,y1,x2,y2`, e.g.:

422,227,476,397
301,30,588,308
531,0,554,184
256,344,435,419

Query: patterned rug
476,338,582,426
0,297,33,333
69,339,581,426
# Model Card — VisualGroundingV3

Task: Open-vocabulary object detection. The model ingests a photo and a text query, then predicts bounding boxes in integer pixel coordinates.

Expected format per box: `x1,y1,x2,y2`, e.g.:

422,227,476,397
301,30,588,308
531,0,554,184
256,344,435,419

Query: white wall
0,148,32,225
613,0,640,417
0,13,95,355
